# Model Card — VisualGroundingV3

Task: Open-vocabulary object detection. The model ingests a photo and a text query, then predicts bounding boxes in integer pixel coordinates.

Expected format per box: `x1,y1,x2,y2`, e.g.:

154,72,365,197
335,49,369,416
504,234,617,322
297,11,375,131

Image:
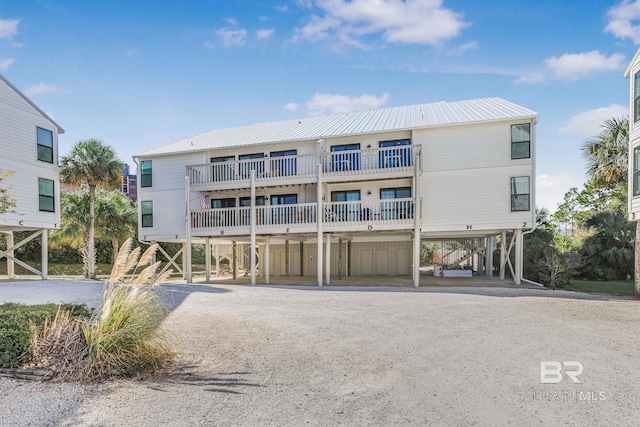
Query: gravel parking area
1,280,640,426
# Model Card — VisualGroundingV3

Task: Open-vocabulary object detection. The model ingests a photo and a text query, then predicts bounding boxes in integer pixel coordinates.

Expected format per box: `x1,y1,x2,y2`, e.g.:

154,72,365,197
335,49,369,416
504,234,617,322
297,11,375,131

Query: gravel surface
1,280,639,426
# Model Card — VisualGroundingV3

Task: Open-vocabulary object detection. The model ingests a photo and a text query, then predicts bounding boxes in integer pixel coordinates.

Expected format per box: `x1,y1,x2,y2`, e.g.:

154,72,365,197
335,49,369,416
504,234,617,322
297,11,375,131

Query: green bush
0,303,91,368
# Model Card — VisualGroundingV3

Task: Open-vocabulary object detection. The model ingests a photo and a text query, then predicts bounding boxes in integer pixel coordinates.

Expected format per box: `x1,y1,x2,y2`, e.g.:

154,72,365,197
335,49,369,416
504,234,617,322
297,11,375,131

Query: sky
1,0,639,212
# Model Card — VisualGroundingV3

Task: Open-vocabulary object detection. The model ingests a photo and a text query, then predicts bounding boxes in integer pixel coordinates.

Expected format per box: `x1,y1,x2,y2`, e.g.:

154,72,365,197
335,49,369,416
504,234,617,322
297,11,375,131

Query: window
38,178,55,212
331,190,361,221
239,153,265,178
270,194,297,224
141,160,152,187
211,155,235,182
634,147,640,196
511,124,530,159
635,72,640,123
379,139,411,168
330,144,360,171
240,196,266,225
510,177,530,211
37,127,53,163
270,150,297,176
380,187,412,219
141,201,153,227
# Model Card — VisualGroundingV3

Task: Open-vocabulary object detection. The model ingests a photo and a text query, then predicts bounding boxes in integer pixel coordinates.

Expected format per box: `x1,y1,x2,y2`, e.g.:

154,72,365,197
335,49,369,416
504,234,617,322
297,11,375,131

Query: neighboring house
134,97,537,287
0,73,64,279
627,50,640,221
121,163,138,202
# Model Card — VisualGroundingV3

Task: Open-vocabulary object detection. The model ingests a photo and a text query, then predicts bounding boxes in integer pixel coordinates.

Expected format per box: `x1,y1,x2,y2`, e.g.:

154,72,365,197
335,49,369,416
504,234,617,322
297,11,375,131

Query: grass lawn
568,279,635,297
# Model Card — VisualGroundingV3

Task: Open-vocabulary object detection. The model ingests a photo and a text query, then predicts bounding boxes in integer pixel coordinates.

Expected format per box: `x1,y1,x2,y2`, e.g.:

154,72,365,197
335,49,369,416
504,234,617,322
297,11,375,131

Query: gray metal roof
136,97,537,158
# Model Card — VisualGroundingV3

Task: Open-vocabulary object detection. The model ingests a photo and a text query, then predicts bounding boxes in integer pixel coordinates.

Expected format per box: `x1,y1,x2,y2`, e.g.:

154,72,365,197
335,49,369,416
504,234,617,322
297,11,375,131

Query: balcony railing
191,198,416,234
187,145,420,187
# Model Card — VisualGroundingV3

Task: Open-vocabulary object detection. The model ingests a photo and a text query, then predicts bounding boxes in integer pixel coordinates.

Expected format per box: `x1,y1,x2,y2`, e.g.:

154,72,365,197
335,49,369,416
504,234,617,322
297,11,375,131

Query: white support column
316,163,323,287
185,176,192,283
250,170,257,285
486,236,494,277
151,240,157,266
6,231,14,279
499,231,506,280
215,242,220,277
265,235,270,285
41,230,48,280
205,237,211,283
325,233,331,285
514,228,523,285
412,150,421,288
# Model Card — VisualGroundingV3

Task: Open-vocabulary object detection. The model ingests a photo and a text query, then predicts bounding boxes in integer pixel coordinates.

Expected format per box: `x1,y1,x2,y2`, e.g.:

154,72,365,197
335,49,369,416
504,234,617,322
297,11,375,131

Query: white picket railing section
191,198,415,233
187,145,419,187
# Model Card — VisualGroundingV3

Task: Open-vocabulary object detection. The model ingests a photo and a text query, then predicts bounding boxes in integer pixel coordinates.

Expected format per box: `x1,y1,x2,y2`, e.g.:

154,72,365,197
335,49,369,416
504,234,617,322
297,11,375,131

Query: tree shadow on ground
147,366,264,394
159,283,231,311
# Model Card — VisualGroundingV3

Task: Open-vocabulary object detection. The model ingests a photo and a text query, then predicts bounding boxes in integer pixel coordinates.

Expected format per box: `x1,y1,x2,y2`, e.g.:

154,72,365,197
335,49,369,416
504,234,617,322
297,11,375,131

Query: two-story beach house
0,74,64,279
134,97,537,287
626,50,640,224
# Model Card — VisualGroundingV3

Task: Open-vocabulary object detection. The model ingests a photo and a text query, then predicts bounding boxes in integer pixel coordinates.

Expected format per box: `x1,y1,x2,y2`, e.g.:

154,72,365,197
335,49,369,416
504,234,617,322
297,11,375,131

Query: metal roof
136,97,537,158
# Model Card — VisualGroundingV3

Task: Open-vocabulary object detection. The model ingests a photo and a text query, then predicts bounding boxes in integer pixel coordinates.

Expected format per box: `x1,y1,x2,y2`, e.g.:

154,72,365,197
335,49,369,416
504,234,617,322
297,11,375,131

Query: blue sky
1,0,639,211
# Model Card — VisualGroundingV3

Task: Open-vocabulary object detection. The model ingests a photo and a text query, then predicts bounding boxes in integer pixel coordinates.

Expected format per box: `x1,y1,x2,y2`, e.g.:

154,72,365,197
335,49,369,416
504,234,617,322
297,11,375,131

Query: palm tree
60,140,123,279
580,116,639,296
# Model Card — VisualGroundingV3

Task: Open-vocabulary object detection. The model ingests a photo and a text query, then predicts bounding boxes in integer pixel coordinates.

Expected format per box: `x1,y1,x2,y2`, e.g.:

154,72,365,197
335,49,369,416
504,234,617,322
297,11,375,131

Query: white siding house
134,97,537,286
626,50,640,219
0,74,64,279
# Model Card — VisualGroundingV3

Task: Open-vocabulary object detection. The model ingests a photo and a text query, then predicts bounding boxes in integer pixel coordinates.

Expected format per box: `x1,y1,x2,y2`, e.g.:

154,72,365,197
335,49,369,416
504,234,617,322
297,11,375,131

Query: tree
60,140,124,279
52,187,136,275
580,116,638,294
0,169,16,214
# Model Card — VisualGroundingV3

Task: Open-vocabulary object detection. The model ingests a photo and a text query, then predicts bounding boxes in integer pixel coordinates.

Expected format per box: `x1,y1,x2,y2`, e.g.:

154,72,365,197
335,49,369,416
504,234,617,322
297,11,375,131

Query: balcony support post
338,238,343,280
412,151,420,288
205,237,211,283
250,170,257,285
499,231,506,280
317,163,323,287
6,231,14,279
265,235,270,285
185,176,192,284
325,233,331,285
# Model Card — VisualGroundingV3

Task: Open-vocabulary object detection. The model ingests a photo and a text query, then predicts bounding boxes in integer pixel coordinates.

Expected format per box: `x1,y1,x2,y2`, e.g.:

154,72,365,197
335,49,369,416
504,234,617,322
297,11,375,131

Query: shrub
0,303,91,368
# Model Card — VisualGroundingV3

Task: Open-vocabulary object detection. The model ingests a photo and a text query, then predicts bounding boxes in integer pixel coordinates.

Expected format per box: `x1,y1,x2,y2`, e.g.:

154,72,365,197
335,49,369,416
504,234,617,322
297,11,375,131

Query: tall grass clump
30,238,174,381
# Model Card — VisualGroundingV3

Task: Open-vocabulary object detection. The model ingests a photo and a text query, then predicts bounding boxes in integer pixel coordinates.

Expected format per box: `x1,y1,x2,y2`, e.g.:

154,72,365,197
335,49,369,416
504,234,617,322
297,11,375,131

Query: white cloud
0,18,18,39
274,5,289,12
446,41,478,56
24,83,62,97
0,58,14,71
305,92,390,116
256,28,276,39
518,50,625,83
605,0,640,44
294,0,468,48
560,104,629,136
216,27,248,48
536,173,584,213
284,102,299,111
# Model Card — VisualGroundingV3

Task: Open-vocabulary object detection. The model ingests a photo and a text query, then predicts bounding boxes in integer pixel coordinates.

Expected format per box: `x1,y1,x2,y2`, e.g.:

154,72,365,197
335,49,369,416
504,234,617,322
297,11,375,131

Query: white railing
187,145,420,187
191,198,415,232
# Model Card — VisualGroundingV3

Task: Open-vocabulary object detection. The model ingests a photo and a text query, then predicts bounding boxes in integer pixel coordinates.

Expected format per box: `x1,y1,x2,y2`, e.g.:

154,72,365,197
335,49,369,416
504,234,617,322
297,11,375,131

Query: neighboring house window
37,127,54,163
379,139,411,168
141,160,152,187
141,201,153,227
635,72,640,123
511,124,530,159
270,150,297,176
510,177,530,211
38,178,55,212
331,144,360,171
380,187,412,219
634,147,640,196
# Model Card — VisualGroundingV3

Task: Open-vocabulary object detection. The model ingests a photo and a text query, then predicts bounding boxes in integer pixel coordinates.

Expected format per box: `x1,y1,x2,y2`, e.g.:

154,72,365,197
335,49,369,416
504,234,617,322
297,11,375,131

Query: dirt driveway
1,281,640,426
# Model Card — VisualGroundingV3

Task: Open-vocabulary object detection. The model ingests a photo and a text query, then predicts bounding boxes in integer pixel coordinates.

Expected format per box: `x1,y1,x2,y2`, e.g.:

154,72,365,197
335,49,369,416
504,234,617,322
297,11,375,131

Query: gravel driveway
1,280,639,426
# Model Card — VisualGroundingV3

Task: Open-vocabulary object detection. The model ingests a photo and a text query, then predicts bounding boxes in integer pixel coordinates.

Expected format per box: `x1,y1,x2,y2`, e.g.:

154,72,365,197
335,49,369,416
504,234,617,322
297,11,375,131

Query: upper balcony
187,145,421,191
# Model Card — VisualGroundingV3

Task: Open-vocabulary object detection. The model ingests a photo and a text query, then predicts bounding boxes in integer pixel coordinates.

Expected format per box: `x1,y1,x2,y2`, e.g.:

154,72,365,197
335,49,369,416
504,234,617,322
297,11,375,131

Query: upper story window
270,149,297,176
379,139,412,168
634,147,640,196
141,201,153,227
510,176,530,211
331,144,360,171
140,160,152,187
38,178,55,212
635,72,640,123
37,127,54,163
511,124,530,159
